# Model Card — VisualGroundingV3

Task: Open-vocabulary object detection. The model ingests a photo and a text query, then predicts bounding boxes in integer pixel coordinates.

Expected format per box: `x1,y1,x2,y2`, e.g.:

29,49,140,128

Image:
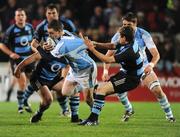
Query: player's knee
62,90,72,96
43,96,53,106
18,83,26,90
151,86,164,98
96,86,102,93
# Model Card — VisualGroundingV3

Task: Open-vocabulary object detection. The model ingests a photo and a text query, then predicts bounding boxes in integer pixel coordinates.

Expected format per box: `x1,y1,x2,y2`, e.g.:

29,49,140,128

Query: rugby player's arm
89,47,115,63
80,32,115,63
102,50,116,81
148,47,160,67
31,39,40,49
0,43,19,58
143,33,160,68
92,41,116,49
14,52,41,78
61,65,70,78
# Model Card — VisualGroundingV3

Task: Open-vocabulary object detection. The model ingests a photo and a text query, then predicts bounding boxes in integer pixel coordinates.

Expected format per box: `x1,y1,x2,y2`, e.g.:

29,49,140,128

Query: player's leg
83,88,94,108
52,79,71,117
69,85,81,123
16,72,27,114
117,92,134,122
6,76,16,102
22,65,35,113
80,64,97,108
30,85,53,123
79,81,115,126
143,71,175,122
23,84,34,113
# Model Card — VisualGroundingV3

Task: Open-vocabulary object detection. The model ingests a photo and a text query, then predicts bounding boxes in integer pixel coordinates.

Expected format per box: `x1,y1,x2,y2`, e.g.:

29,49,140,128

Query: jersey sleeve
37,46,56,60
33,24,43,42
142,30,156,49
3,25,13,46
111,32,120,45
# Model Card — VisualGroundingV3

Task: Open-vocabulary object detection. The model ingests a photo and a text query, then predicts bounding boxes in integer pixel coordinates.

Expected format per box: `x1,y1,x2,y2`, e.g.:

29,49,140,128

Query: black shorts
110,71,140,94
30,71,63,91
10,59,35,75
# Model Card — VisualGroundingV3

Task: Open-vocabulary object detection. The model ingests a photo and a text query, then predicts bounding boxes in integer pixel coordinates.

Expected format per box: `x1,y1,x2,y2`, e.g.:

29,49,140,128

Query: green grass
0,102,179,137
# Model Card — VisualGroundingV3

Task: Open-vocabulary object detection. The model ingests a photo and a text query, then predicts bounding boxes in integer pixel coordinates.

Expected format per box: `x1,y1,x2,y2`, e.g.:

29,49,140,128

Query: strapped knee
149,80,160,90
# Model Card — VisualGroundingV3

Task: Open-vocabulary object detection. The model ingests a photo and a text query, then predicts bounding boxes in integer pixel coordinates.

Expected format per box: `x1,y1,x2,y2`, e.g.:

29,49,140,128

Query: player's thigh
142,71,160,89
52,80,64,96
62,78,77,96
96,82,115,95
39,85,53,102
83,88,94,101
17,72,27,90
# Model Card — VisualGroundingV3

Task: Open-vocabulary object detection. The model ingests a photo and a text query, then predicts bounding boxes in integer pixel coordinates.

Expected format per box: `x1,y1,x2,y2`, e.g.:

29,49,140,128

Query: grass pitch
0,101,179,137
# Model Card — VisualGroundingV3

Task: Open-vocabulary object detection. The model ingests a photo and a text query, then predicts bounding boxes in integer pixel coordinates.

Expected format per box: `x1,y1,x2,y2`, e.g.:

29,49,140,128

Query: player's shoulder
137,27,151,36
25,23,34,30
6,24,16,34
36,19,47,30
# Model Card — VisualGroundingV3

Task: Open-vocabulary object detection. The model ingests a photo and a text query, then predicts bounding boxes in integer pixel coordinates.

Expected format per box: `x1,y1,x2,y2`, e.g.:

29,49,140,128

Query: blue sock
17,91,24,108
158,95,174,118
57,96,69,113
117,92,133,112
24,85,34,102
69,96,80,116
89,94,105,121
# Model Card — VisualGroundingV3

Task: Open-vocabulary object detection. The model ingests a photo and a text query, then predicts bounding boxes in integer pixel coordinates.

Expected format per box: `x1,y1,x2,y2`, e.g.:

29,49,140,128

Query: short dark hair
46,3,59,13
119,26,134,43
48,19,63,31
15,8,26,13
122,12,137,23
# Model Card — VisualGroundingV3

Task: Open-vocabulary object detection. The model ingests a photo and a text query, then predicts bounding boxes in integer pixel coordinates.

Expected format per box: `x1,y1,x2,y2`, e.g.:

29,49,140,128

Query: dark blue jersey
35,46,68,81
34,17,77,42
114,41,143,77
3,23,34,60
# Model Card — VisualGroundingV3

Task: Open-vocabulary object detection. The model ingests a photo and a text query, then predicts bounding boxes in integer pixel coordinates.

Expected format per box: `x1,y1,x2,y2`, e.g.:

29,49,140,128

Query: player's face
122,20,136,30
119,35,126,45
47,28,62,39
46,8,59,22
15,11,26,25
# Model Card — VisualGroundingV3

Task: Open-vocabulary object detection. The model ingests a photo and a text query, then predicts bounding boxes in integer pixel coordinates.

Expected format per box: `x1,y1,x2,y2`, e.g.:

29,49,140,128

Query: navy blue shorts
110,71,140,94
30,71,63,91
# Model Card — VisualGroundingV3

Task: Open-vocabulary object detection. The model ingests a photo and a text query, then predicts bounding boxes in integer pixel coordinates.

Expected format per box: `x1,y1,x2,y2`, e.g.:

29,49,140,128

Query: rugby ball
47,37,56,48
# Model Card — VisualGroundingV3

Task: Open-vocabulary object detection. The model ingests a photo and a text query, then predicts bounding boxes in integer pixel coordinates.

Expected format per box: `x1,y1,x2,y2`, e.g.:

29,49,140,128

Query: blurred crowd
0,0,180,73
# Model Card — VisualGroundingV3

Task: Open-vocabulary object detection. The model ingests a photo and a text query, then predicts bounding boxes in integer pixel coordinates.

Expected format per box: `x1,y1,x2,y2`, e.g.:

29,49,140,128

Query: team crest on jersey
20,36,29,46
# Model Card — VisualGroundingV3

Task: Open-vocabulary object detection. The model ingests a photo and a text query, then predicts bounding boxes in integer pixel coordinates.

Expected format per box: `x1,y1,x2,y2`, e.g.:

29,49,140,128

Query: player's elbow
154,51,160,62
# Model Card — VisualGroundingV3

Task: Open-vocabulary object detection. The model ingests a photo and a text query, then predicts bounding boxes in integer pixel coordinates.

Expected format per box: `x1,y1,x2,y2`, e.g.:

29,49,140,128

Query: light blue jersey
51,31,96,73
111,27,156,67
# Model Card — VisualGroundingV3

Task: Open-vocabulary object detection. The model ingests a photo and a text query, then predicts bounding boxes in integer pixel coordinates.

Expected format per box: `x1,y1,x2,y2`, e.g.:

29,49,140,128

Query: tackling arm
102,50,116,81
93,41,116,49
14,52,41,78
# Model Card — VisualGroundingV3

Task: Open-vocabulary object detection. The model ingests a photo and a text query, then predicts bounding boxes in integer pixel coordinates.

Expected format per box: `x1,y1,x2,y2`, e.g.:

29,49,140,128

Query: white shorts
65,64,97,89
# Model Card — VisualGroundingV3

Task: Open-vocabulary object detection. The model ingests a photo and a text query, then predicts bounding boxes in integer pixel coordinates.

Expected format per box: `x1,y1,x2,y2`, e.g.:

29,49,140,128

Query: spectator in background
157,36,176,75
103,0,114,27
1,0,18,31
109,6,123,33
90,6,104,29
61,9,77,32
136,11,148,29
32,5,45,28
